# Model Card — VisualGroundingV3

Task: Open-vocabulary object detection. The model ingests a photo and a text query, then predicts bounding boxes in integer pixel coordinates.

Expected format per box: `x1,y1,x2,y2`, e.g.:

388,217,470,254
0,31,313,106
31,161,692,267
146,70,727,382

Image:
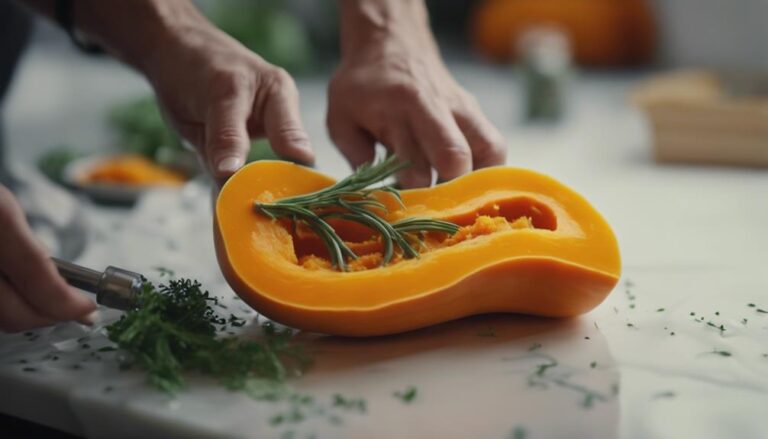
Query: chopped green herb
535,360,557,377
629,304,636,309
97,347,116,352
757,309,768,314
626,323,636,328
742,318,748,325
22,367,36,372
528,343,542,352
715,311,720,316
590,361,597,369
394,386,418,403
510,426,527,439
332,394,367,413
707,349,732,357
670,332,675,336
657,308,665,312
154,267,176,277
652,391,676,400
81,343,91,349
748,303,756,308
106,278,309,394
584,336,591,340
104,386,114,393
690,312,696,316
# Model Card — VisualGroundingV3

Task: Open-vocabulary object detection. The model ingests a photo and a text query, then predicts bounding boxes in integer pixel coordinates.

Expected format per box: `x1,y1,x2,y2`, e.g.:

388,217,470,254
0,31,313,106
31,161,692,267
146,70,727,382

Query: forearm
20,0,205,73
336,0,437,58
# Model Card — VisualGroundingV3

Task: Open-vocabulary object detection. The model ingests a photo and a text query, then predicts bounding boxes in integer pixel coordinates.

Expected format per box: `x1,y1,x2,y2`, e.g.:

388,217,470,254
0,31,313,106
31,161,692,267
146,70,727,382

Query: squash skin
214,161,621,336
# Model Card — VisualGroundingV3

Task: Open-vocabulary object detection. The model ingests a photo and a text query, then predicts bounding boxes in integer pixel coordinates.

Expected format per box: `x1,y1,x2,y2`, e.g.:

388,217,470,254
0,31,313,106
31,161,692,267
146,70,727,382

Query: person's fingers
262,68,315,165
408,102,472,182
0,276,54,333
453,97,507,169
0,187,95,322
327,117,376,170
204,71,254,179
388,127,432,188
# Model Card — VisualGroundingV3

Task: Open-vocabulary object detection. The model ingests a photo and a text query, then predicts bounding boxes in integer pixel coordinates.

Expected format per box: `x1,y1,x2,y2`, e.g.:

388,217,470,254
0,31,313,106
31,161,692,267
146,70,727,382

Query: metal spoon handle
52,258,143,310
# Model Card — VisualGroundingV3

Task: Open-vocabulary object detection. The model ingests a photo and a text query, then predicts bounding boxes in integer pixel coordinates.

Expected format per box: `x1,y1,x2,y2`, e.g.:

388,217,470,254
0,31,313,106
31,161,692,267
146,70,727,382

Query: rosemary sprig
254,156,459,271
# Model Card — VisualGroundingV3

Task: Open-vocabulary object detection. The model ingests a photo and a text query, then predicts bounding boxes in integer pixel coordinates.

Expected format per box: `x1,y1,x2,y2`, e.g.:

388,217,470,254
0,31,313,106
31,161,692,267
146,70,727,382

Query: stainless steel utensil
53,258,142,310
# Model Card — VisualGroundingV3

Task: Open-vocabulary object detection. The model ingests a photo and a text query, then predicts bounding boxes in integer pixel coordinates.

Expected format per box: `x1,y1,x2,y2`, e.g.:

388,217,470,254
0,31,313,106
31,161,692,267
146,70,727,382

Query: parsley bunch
106,279,308,394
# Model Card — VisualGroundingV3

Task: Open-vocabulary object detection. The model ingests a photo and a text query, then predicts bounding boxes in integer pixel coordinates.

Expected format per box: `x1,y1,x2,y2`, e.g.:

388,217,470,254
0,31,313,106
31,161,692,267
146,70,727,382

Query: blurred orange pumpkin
471,0,656,66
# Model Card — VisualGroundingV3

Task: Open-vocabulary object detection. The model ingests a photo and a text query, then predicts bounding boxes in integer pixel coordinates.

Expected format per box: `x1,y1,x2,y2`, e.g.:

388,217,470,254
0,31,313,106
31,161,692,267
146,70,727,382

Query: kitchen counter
1,41,767,439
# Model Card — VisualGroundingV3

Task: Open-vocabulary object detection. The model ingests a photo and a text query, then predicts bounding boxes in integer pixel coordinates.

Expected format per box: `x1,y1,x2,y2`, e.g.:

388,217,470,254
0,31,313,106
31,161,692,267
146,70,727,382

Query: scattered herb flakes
704,349,732,357
104,386,114,393
670,332,676,336
742,318,748,325
510,425,528,439
71,364,82,370
534,360,558,377
762,354,768,359
629,303,636,309
105,278,310,395
715,311,720,316
690,312,696,316
154,266,176,277
23,331,34,337
97,346,116,352
657,308,665,312
590,361,597,369
584,336,590,340
228,314,247,327
22,367,37,372
394,386,418,403
626,323,636,329
528,343,542,352
625,279,635,288
81,343,91,349
477,327,496,337
757,309,768,314
18,359,28,364
705,321,726,335
582,393,598,409
652,391,676,400
332,394,367,413
748,303,756,308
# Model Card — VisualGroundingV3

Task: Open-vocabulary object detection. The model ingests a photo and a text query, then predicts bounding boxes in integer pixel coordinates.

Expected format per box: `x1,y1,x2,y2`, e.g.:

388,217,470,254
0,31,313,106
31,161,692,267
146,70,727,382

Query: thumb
263,70,314,165
205,91,252,180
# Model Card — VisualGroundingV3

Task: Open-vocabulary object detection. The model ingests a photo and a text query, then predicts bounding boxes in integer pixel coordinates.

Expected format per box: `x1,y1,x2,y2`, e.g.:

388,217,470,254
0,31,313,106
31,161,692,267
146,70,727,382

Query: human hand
0,186,95,332
69,0,314,183
329,0,506,188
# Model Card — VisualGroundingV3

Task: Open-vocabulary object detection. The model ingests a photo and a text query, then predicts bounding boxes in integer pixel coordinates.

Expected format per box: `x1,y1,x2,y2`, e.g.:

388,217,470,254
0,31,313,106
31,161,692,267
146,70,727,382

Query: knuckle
389,81,420,101
274,125,309,146
266,67,296,92
210,69,252,99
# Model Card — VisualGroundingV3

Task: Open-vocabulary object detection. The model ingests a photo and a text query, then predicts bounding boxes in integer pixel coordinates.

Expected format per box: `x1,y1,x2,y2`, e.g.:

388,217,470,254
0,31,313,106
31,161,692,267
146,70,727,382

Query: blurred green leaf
208,0,313,74
37,146,84,184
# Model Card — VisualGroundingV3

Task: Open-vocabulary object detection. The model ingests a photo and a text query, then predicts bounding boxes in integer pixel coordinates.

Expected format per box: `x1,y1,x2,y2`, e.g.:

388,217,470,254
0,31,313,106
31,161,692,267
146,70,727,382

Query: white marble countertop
1,42,767,439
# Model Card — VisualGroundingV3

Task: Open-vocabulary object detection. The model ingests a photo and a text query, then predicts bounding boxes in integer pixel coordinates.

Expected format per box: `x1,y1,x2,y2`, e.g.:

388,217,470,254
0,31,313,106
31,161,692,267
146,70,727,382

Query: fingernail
77,310,99,326
216,156,243,174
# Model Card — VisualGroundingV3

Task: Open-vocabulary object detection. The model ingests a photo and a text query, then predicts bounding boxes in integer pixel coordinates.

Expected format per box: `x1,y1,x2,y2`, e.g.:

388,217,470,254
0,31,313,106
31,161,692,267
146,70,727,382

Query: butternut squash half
214,161,621,336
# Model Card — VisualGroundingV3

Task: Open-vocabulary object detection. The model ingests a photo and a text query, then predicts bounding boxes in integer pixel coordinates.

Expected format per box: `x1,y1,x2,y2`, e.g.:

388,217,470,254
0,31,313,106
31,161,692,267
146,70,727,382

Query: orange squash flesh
214,161,621,336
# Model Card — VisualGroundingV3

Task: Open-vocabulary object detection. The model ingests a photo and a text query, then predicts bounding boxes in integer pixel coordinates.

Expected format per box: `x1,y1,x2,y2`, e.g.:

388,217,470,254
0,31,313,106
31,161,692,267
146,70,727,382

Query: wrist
337,0,435,59
74,0,204,73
